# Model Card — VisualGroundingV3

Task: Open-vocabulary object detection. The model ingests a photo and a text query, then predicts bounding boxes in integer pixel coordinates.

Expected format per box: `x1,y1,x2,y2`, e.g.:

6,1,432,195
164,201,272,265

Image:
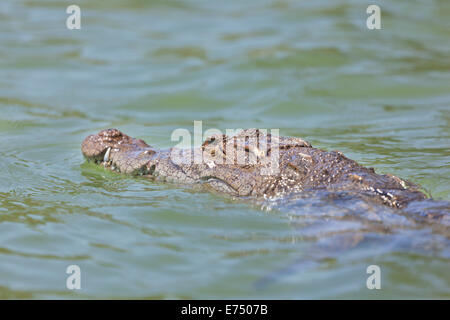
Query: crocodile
81,128,430,209
81,128,449,288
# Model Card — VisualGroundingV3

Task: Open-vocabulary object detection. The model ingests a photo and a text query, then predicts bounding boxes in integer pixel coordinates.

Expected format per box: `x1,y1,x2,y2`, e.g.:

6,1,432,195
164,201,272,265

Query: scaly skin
81,128,428,208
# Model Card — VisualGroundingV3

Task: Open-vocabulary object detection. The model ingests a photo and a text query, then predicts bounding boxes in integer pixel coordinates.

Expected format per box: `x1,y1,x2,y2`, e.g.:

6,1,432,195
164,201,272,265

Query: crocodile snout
81,128,157,174
81,128,127,161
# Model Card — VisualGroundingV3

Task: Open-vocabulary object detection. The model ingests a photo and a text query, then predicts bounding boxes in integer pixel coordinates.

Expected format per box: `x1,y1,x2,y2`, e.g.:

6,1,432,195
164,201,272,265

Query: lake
0,0,449,299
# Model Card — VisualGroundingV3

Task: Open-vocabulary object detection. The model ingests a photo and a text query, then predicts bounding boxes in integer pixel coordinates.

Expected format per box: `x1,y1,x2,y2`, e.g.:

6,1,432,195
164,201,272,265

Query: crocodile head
81,128,157,175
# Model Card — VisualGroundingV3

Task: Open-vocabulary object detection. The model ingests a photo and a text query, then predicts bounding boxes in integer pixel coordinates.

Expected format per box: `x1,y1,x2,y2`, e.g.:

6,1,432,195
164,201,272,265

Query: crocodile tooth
103,147,111,162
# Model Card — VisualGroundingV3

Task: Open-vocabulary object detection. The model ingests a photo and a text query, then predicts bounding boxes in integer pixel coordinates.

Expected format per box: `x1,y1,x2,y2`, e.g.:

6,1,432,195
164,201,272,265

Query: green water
1,0,449,299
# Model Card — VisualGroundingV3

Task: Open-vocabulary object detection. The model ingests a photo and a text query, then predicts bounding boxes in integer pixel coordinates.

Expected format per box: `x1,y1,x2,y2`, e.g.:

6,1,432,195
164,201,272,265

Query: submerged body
82,128,428,209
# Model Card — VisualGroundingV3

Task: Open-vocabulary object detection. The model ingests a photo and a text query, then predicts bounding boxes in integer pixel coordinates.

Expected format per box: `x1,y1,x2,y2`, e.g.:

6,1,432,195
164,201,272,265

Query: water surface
0,0,449,299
